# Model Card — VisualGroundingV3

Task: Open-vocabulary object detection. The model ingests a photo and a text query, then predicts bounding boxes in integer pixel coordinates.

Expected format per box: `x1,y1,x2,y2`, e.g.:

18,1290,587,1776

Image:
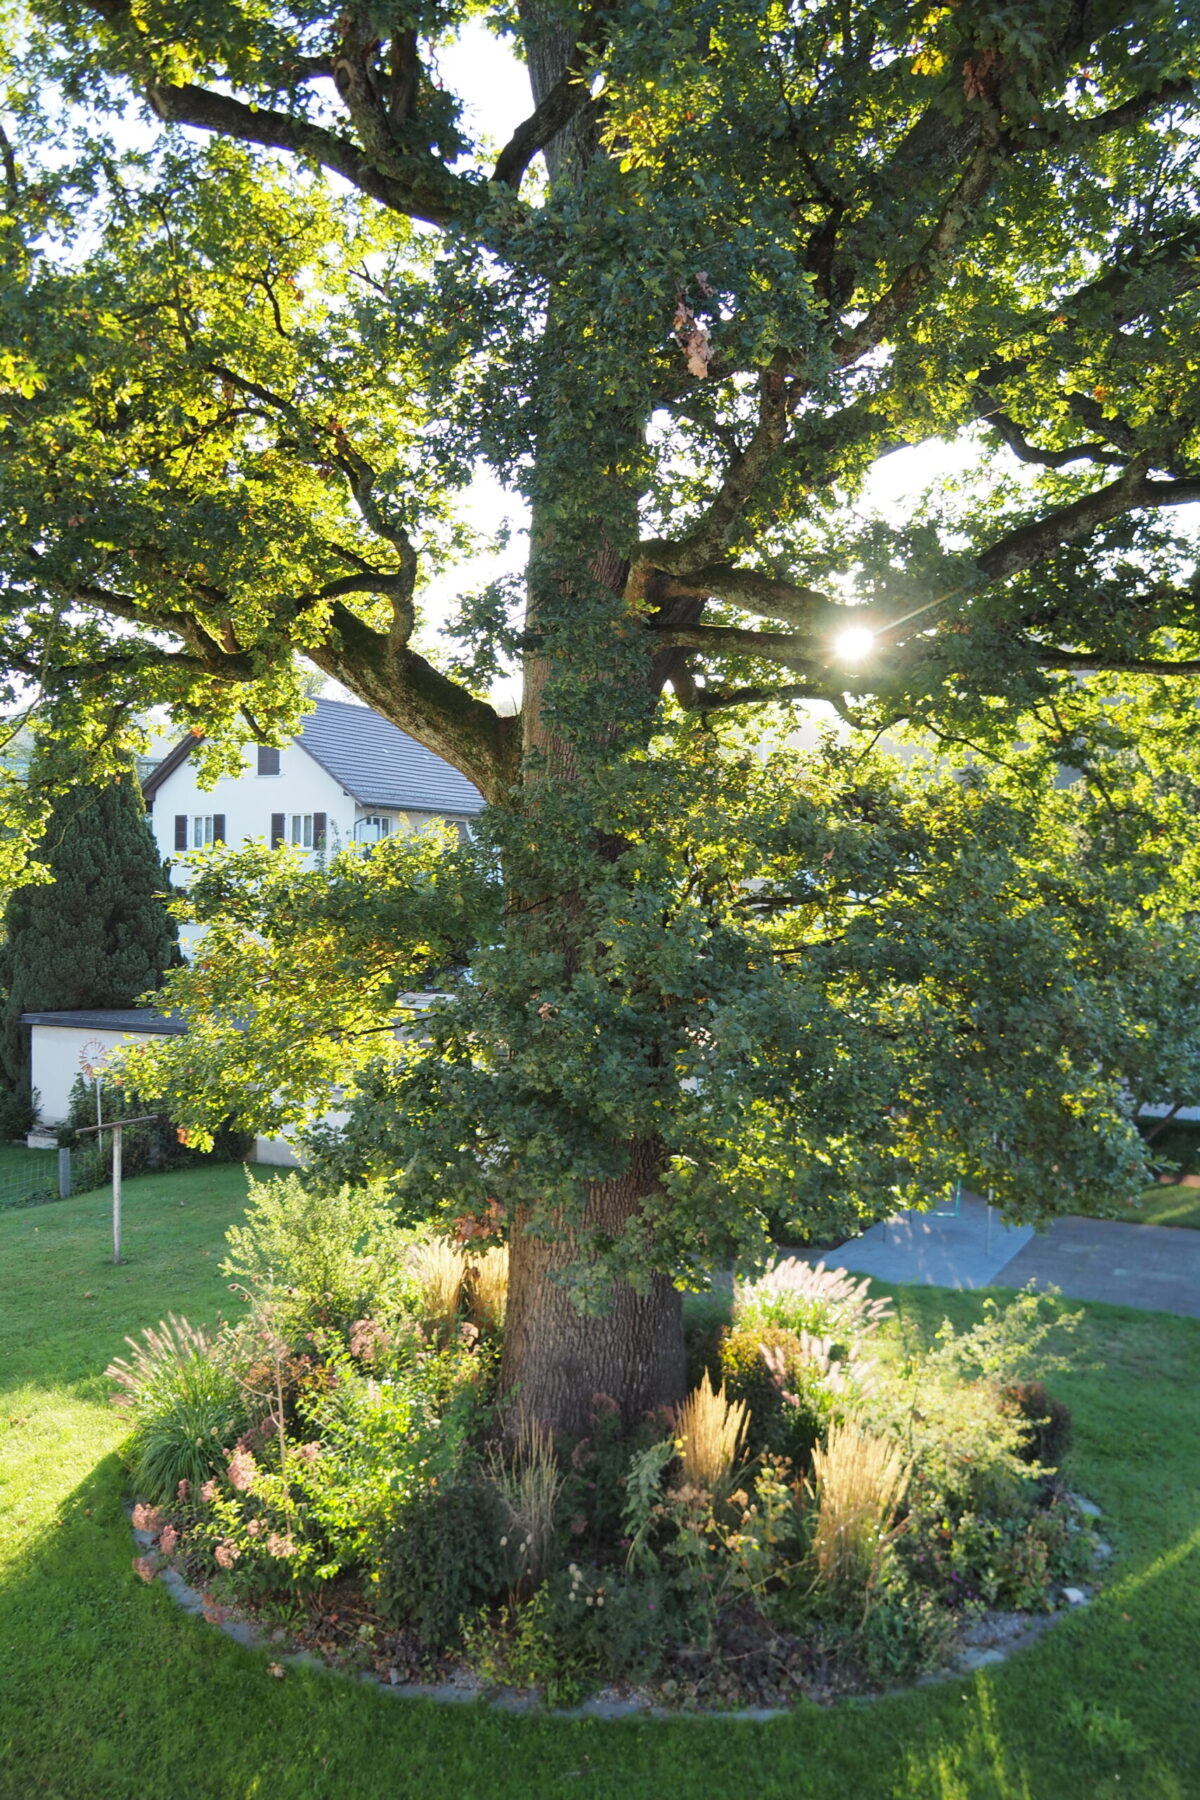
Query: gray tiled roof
298,698,484,815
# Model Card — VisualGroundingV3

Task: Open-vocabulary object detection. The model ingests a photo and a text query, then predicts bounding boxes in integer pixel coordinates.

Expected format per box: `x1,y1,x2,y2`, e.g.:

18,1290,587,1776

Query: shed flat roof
19,1009,188,1035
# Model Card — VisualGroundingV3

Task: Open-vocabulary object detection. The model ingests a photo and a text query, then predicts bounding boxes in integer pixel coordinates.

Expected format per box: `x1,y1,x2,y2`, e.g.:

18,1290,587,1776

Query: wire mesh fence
0,1147,65,1211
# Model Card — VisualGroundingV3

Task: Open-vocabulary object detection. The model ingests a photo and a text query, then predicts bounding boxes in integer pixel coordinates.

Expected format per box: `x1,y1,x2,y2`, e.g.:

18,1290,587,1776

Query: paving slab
823,1195,1035,1290
822,1195,1200,1316
991,1215,1200,1317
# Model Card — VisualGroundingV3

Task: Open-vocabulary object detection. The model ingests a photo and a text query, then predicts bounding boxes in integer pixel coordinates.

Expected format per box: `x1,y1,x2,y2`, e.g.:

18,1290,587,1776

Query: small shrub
378,1481,511,1645
721,1324,834,1463
222,1174,410,1341
676,1370,748,1496
926,1284,1081,1389
464,1565,679,1699
903,1492,1087,1611
106,1315,247,1503
0,1082,37,1141
1003,1381,1073,1468
858,1557,958,1682
809,1420,910,1596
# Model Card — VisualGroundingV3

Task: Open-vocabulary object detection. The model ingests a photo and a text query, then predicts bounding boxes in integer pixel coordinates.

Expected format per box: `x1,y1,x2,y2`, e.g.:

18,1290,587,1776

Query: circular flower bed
110,1174,1099,1709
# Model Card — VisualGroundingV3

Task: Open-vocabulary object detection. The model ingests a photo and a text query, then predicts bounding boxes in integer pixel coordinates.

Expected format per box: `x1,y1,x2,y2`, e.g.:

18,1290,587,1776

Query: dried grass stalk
408,1239,466,1339
676,1369,748,1494
490,1417,563,1591
808,1419,910,1592
467,1244,508,1332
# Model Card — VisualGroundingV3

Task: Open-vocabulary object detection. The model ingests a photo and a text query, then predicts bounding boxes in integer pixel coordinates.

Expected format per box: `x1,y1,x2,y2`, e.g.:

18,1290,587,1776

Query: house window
192,815,215,848
272,813,324,851
257,745,281,776
357,815,392,844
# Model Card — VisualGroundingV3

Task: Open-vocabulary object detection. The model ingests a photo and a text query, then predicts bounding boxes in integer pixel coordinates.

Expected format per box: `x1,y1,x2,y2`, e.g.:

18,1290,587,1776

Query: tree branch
493,4,609,189
972,388,1125,470
1017,77,1196,146
643,373,791,572
644,562,835,630
308,604,518,803
835,131,1002,365
144,79,477,231
648,621,821,668
977,468,1200,582
1027,643,1200,678
686,678,847,715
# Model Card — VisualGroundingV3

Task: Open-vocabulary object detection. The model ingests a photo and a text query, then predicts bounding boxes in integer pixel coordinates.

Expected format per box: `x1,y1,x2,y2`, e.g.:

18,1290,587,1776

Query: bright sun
832,624,876,663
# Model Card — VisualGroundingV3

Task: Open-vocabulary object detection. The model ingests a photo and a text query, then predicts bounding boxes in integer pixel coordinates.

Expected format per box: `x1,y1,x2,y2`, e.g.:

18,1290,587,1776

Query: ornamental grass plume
735,1259,893,1341
808,1419,911,1594
466,1244,508,1333
676,1370,749,1496
408,1238,466,1340
105,1313,214,1406
490,1418,563,1594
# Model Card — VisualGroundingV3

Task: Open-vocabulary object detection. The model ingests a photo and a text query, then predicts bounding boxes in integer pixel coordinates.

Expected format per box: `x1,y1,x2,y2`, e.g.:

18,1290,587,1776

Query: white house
142,695,484,865
20,700,481,1159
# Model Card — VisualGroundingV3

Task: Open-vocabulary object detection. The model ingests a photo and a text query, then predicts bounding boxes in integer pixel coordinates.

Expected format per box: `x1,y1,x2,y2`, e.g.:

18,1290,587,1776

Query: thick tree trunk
501,1139,687,1439
492,2,689,1441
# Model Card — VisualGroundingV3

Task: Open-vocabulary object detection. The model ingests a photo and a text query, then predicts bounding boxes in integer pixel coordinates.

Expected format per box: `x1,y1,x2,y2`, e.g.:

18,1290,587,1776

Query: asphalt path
820,1193,1200,1317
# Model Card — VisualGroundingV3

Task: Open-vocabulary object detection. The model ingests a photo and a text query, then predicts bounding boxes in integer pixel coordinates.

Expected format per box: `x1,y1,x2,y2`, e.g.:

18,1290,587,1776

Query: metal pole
58,1146,71,1199
112,1124,123,1266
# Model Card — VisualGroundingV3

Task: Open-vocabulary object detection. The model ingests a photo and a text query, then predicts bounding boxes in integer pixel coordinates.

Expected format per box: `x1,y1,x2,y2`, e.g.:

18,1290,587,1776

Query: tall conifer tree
0,760,179,1105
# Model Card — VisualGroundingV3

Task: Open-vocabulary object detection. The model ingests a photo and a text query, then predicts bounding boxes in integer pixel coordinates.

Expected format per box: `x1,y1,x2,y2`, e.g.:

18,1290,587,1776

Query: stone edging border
128,1495,1109,1722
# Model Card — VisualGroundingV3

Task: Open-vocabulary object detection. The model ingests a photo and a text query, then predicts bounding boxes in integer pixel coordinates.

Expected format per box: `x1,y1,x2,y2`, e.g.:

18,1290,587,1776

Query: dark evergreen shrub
378,1481,511,1646
1138,1117,1200,1178
1003,1380,1073,1468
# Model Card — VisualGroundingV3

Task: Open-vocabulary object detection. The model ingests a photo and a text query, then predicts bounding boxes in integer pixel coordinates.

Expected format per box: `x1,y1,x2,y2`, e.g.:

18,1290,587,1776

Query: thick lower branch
310,604,518,803
145,79,477,232
978,469,1200,581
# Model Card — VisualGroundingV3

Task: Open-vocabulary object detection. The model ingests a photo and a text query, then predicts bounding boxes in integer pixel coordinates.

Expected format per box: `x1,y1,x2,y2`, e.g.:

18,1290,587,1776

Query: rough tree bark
496,6,690,1437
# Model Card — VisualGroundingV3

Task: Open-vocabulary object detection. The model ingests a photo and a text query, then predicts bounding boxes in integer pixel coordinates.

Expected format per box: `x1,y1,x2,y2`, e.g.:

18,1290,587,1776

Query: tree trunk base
500,1144,687,1440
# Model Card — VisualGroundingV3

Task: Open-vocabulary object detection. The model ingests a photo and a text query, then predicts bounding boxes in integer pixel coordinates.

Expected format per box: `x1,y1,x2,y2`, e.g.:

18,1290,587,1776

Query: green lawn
1,1168,1198,1800
1127,1183,1200,1230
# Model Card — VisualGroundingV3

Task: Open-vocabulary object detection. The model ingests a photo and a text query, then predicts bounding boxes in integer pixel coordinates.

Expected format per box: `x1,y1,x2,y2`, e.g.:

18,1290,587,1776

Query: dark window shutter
174,814,188,852
212,814,226,844
257,745,280,776
271,812,285,849
313,811,327,852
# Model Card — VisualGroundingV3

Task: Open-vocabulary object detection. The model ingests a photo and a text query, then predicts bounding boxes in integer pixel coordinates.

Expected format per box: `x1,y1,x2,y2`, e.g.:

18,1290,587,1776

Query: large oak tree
2,0,1199,1432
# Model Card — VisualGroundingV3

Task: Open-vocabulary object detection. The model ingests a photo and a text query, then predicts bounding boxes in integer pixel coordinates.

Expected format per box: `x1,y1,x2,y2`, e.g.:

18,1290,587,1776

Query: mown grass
1127,1183,1200,1230
1,1168,1198,1800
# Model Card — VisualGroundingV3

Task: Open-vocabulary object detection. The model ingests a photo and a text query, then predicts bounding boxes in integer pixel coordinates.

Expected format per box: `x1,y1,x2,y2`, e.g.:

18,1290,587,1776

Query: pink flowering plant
184,1336,485,1596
